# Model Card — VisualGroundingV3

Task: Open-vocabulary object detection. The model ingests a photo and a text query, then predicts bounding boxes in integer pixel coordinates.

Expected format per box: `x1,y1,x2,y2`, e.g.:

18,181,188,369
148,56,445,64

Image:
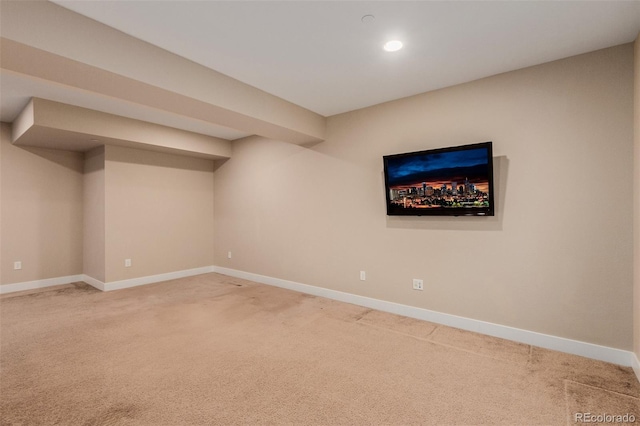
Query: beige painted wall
1,122,84,285
214,44,635,350
104,145,214,282
2,133,215,285
633,34,640,360
83,146,105,282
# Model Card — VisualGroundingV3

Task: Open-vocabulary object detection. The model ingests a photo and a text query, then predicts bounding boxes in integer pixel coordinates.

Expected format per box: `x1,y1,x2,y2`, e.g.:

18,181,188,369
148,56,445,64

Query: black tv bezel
383,141,495,217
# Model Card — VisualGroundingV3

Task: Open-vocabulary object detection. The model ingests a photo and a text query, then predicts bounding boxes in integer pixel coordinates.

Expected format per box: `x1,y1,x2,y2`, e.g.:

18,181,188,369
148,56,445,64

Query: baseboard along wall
0,267,214,294
213,266,638,369
0,274,85,294
2,265,638,372
83,266,215,292
633,353,640,385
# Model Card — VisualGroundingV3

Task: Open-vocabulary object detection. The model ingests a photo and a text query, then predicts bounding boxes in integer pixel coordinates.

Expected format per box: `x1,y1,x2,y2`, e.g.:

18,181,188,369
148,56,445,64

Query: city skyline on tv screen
385,145,492,213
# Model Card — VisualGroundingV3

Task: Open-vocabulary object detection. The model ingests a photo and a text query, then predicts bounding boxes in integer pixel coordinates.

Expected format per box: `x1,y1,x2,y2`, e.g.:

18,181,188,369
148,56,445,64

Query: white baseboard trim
632,353,640,383
0,274,84,294
213,266,637,368
82,275,105,291
96,266,215,292
2,266,215,294
4,266,636,369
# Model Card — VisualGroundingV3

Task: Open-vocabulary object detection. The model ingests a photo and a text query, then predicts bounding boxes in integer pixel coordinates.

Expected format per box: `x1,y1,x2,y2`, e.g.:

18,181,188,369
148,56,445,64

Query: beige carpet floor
1,273,638,425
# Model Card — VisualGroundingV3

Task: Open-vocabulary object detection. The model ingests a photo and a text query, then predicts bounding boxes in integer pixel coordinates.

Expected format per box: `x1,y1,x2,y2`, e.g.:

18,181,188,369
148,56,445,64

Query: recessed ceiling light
361,14,375,24
383,40,403,52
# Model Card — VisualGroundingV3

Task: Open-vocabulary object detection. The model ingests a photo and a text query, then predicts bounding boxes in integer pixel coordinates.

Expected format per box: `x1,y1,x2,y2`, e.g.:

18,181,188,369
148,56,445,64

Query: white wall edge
100,266,215,291
0,274,84,294
213,266,637,368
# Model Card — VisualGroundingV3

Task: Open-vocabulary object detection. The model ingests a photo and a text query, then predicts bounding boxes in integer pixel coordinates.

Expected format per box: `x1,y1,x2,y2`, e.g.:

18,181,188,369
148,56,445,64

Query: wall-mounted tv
383,142,495,217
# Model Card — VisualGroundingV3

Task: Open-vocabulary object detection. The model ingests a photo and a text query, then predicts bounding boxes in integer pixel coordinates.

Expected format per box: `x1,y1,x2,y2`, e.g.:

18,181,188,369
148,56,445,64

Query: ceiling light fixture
361,14,375,24
383,40,403,52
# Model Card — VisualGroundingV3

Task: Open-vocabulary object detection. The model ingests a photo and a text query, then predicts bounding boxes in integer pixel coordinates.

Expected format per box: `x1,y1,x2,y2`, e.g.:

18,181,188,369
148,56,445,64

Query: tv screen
383,142,495,216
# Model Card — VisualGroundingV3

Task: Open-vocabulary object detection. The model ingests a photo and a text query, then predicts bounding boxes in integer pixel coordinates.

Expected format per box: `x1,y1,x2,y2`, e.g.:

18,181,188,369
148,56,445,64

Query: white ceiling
51,0,640,117
2,1,640,140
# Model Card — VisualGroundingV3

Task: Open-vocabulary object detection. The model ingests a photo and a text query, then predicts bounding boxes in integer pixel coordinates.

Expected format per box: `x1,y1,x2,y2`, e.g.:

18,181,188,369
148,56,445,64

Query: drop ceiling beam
0,1,325,145
13,98,232,160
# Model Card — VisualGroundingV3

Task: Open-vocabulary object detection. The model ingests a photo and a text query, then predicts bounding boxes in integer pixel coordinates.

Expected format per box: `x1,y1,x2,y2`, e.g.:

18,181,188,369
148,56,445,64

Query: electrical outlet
228,251,232,259
125,259,132,267
360,271,366,281
412,279,423,291
13,261,22,270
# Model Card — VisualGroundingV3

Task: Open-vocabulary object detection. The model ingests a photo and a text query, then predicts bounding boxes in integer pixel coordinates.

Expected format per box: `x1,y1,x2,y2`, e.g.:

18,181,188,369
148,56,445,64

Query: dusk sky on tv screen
386,147,489,185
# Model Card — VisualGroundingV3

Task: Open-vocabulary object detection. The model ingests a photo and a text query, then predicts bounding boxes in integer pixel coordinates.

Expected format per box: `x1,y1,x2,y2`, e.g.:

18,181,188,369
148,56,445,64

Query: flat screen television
383,141,495,216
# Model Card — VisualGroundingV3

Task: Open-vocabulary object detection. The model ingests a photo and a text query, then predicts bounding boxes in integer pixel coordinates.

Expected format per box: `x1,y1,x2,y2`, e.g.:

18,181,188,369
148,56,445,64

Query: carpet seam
355,320,530,367
564,379,640,401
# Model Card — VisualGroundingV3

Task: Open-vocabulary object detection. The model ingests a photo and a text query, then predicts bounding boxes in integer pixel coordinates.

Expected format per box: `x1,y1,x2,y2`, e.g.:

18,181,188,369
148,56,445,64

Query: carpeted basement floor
1,273,639,425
